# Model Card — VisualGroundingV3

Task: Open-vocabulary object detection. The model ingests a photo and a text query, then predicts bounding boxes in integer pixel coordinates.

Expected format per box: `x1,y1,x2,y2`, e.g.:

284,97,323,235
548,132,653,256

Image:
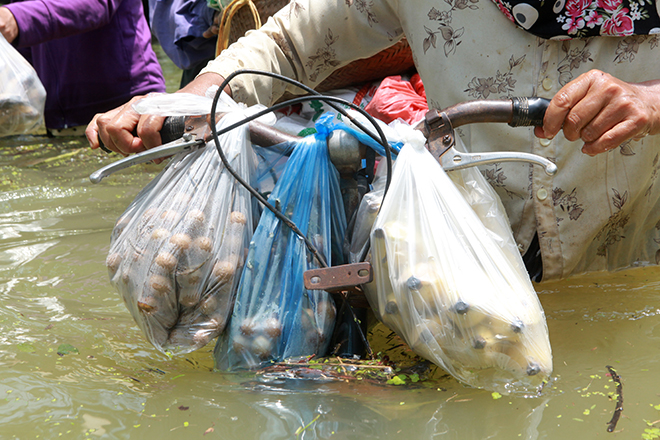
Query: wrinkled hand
0,7,19,43
202,10,221,39
86,72,229,155
535,69,660,156
85,96,166,156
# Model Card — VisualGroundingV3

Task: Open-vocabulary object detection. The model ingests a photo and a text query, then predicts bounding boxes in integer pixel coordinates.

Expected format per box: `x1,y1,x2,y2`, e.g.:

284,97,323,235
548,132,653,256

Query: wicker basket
316,39,414,92
217,0,290,53
217,0,415,91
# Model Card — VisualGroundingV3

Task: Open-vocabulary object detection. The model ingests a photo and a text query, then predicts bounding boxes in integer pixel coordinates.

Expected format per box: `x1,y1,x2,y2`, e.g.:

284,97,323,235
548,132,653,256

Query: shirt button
537,188,548,201
539,138,551,147
542,77,553,91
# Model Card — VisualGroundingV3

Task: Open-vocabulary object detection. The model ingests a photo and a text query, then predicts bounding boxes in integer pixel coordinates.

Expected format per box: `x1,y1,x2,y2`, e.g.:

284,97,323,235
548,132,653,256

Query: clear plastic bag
364,124,552,393
348,160,388,264
0,34,46,136
214,114,346,370
106,99,255,355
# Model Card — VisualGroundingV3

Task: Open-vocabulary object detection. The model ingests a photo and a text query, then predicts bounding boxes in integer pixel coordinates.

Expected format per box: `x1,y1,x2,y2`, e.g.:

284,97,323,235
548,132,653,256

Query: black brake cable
215,69,392,195
208,70,394,360
208,70,394,268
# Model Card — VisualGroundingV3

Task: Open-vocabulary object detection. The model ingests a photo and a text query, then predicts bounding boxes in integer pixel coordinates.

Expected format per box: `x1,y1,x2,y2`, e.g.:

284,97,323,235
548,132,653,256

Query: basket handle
216,0,262,56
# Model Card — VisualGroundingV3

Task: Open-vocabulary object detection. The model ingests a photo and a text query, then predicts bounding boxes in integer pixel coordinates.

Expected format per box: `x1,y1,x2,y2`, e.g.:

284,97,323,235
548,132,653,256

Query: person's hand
535,69,660,156
202,10,221,39
86,72,230,154
0,7,19,43
86,96,165,156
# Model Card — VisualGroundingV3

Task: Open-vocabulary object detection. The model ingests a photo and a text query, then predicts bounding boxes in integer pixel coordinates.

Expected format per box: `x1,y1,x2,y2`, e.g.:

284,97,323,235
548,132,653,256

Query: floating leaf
386,375,406,385
56,343,79,356
643,427,660,440
17,342,36,353
491,392,502,400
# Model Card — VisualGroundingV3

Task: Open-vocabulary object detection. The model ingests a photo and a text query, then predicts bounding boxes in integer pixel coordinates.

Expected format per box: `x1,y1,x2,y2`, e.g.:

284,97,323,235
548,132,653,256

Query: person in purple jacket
0,0,166,134
147,0,218,88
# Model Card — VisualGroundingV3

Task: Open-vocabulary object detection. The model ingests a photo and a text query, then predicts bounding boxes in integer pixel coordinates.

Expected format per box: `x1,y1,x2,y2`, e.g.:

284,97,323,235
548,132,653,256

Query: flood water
2,48,660,440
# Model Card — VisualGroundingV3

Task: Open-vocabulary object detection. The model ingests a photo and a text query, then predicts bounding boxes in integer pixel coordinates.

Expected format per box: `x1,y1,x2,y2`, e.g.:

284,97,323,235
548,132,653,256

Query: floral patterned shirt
492,0,660,39
201,0,660,281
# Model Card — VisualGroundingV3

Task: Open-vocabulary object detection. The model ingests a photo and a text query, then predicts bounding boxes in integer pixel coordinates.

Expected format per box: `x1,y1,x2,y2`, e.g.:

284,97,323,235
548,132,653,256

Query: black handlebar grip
96,115,187,154
97,136,113,154
509,97,550,127
160,116,186,144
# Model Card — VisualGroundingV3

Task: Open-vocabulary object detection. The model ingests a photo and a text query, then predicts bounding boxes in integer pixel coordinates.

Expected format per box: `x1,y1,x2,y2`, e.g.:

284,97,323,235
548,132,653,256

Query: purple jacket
6,0,166,130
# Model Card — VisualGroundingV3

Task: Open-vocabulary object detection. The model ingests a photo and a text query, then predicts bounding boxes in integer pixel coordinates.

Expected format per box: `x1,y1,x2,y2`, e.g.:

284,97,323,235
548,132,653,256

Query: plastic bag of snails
106,102,256,355
214,115,347,370
0,34,46,137
364,125,552,393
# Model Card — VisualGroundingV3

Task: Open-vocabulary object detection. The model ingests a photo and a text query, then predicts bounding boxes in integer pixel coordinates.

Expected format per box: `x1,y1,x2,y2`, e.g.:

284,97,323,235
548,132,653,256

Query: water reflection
134,373,554,440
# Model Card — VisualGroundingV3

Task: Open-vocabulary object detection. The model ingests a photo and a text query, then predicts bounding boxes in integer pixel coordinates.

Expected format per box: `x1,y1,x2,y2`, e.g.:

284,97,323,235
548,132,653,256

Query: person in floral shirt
88,0,660,282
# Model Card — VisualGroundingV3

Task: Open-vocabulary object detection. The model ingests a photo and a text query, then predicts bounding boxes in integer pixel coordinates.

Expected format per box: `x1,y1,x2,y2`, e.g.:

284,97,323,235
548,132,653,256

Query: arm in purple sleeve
5,0,125,48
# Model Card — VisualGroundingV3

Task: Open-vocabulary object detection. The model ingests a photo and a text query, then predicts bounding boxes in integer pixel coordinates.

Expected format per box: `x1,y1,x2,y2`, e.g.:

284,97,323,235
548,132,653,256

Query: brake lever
440,147,557,175
89,135,204,183
420,97,557,175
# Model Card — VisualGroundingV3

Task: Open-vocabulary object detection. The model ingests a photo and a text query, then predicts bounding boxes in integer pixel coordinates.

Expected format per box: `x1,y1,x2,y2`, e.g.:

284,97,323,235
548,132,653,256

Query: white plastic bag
364,125,552,393
106,96,256,355
0,34,45,136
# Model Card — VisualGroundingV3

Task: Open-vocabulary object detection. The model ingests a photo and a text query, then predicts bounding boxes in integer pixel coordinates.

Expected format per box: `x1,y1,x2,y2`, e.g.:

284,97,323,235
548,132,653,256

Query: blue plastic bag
315,110,402,158
214,117,346,370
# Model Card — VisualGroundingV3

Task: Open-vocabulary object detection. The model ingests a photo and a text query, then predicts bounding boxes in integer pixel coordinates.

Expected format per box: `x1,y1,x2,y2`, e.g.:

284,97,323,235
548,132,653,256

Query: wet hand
534,69,660,156
85,73,228,156
86,96,165,156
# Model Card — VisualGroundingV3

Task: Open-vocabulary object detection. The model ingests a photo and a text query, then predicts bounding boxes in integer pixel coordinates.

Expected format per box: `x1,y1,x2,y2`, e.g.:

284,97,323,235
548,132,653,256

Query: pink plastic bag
364,74,427,125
